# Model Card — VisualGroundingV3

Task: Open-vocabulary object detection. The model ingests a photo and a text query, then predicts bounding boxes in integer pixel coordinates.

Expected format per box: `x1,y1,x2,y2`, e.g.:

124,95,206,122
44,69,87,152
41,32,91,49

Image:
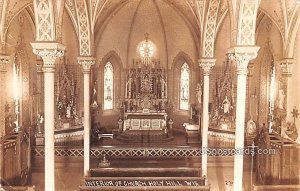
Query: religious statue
91,81,98,106
160,77,166,98
196,83,202,104
131,79,136,98
36,114,44,134
126,78,132,98
246,119,257,136
66,105,71,118
222,96,231,114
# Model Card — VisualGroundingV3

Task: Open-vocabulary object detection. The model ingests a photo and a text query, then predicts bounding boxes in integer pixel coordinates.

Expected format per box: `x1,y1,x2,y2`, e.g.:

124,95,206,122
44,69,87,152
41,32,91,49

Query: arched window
180,63,189,110
104,62,113,110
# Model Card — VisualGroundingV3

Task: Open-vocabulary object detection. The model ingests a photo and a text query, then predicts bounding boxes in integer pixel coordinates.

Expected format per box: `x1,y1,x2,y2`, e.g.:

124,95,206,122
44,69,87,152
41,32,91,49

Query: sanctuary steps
80,167,209,191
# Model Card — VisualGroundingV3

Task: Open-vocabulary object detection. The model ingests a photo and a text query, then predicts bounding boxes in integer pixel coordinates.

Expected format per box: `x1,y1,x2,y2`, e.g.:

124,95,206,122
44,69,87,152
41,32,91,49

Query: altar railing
208,128,235,148
33,146,236,158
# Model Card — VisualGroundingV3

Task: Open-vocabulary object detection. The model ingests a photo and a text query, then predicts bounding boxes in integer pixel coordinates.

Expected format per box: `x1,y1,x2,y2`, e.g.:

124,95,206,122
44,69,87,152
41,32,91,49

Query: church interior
0,0,300,191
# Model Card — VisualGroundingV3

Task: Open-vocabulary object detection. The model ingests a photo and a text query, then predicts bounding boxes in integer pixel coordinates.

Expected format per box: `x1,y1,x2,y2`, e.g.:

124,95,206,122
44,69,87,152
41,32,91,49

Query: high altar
122,35,168,131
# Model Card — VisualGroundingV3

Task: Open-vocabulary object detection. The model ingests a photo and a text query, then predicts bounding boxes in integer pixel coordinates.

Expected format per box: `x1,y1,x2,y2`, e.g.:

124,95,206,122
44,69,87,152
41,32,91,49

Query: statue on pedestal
196,83,202,105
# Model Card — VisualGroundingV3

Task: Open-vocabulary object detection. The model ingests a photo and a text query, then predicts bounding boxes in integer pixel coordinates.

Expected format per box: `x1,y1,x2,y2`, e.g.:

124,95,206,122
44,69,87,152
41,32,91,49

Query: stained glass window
180,63,189,110
104,62,113,110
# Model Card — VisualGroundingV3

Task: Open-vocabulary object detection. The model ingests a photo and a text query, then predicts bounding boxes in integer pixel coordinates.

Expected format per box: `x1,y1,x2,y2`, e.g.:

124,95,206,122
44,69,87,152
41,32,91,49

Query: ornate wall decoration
285,0,297,24
216,0,227,26
65,0,78,35
33,0,55,41
237,0,259,45
55,59,81,128
202,0,220,58
186,0,200,22
209,60,236,129
75,0,91,56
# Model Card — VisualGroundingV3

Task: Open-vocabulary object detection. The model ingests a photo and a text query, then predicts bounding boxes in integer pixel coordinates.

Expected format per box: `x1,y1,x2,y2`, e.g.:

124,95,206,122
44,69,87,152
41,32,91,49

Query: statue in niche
196,83,202,105
36,114,44,134
126,78,132,98
278,89,285,110
222,96,232,115
160,77,166,98
66,105,71,118
157,79,162,99
246,119,257,136
131,79,136,98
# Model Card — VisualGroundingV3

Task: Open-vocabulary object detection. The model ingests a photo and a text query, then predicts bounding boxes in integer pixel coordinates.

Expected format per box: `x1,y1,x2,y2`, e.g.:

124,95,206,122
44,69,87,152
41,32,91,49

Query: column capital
198,58,216,76
228,46,260,75
31,42,65,73
279,58,293,77
78,56,96,73
0,54,10,72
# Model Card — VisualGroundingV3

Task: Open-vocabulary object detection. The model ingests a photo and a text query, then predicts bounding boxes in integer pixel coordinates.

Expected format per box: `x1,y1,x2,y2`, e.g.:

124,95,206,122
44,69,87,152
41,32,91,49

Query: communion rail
33,146,236,158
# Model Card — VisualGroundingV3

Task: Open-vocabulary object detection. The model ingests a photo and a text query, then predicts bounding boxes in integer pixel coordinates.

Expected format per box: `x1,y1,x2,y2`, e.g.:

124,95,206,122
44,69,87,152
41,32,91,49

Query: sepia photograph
0,0,299,190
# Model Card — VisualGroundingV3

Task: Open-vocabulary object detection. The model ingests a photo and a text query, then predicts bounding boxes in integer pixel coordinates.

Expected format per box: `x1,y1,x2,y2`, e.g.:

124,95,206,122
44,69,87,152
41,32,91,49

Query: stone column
228,46,259,191
0,55,10,138
199,58,215,184
31,42,65,191
78,56,95,176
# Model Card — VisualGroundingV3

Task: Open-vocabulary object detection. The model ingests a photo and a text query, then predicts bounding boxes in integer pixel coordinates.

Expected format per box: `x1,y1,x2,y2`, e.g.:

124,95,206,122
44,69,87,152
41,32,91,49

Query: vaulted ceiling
1,0,300,57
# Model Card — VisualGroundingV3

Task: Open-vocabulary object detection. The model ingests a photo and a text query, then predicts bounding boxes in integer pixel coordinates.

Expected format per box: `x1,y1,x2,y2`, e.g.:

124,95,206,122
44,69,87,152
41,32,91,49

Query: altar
121,34,169,133
123,112,167,130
